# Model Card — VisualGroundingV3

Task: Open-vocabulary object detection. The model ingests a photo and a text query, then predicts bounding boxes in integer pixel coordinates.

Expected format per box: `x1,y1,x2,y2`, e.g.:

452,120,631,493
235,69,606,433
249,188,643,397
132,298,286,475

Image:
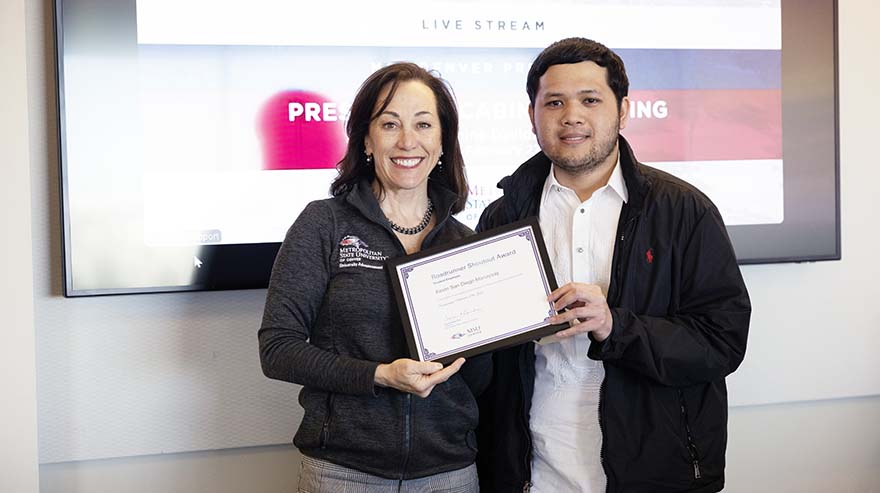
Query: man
475,38,751,492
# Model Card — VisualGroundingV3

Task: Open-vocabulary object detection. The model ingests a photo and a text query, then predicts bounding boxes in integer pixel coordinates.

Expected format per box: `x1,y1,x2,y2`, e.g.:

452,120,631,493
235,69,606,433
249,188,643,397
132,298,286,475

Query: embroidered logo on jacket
646,248,654,264
338,235,387,270
339,235,369,249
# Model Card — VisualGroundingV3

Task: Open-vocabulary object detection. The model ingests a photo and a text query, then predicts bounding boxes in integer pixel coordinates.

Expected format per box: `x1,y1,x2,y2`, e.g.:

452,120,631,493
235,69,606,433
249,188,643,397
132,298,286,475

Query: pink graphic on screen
623,89,782,162
258,90,346,170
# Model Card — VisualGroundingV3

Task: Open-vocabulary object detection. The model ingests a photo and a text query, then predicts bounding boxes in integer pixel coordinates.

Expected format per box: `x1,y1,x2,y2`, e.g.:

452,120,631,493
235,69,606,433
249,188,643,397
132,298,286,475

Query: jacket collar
499,134,648,211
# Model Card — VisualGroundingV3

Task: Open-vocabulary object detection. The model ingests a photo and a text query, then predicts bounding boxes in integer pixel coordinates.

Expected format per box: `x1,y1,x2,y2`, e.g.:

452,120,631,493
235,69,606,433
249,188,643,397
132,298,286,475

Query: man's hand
548,283,613,342
374,357,465,398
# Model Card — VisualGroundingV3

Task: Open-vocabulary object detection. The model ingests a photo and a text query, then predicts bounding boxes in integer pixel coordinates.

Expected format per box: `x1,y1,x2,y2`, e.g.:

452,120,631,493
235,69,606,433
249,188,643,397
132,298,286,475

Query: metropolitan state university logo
338,235,387,270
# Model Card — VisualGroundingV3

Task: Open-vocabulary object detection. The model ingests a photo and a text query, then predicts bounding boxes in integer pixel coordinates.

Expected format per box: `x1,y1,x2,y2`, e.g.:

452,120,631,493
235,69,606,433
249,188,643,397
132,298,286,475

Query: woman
259,63,490,492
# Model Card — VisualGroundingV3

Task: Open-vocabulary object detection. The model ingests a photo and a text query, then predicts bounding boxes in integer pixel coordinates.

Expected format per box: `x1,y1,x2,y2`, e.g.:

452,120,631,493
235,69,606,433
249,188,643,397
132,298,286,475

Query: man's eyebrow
542,89,602,99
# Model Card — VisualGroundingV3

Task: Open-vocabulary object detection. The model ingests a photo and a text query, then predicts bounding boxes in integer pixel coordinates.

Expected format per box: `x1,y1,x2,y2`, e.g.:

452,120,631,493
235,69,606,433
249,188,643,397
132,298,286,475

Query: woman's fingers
376,358,465,398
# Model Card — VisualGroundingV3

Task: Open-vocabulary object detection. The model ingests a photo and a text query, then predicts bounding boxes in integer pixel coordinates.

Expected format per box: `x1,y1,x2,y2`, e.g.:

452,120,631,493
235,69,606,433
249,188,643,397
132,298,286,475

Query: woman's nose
397,127,417,149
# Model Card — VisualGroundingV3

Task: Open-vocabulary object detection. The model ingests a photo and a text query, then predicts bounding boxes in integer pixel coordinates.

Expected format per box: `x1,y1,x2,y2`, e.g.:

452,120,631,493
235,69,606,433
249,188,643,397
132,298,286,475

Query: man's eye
585,98,600,104
546,100,562,107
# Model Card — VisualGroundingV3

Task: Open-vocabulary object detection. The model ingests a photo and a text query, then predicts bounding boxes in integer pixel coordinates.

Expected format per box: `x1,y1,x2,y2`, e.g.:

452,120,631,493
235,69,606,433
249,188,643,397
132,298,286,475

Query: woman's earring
365,153,373,165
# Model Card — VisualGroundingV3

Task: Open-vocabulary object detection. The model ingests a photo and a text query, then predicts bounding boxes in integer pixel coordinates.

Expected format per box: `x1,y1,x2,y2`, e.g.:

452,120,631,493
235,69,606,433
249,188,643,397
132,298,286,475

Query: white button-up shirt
530,160,628,493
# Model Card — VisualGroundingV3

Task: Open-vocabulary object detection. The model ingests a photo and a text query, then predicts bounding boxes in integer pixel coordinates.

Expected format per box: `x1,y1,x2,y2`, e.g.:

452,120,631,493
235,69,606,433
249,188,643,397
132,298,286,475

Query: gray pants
297,455,479,493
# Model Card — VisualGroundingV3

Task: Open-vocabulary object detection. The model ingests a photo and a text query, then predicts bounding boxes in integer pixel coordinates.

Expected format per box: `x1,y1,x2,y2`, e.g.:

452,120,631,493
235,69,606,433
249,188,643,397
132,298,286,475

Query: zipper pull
693,460,702,479
522,481,532,492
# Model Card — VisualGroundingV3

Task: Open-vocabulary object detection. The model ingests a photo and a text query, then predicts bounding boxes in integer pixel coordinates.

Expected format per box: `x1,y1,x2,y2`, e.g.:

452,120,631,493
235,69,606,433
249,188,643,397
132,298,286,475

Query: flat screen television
55,0,839,296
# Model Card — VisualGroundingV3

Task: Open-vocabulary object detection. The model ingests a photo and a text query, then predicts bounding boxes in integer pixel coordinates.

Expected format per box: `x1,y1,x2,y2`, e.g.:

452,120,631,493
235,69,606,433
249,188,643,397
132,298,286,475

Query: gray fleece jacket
259,178,491,480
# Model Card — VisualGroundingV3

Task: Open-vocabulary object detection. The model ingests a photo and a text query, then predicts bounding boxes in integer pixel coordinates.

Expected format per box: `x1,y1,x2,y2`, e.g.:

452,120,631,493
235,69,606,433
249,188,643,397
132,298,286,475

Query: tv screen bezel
54,0,840,296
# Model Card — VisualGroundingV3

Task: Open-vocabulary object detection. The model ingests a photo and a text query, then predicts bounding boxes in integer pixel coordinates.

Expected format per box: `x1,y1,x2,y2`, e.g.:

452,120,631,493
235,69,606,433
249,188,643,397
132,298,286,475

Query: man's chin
550,156,601,176
547,141,617,176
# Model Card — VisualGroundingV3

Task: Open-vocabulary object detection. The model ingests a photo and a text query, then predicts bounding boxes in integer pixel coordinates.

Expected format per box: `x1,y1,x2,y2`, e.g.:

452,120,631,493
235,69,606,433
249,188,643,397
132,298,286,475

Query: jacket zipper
611,214,638,301
399,394,413,482
319,393,335,448
386,202,419,486
598,378,609,492
678,390,702,480
600,211,636,492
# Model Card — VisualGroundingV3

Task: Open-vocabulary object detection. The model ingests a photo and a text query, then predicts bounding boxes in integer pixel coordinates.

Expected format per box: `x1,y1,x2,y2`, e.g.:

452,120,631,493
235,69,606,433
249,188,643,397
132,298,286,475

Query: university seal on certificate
387,217,566,364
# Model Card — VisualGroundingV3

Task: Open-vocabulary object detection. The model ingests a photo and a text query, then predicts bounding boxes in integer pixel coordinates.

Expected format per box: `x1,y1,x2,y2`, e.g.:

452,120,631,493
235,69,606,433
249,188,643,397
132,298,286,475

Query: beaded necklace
388,199,434,235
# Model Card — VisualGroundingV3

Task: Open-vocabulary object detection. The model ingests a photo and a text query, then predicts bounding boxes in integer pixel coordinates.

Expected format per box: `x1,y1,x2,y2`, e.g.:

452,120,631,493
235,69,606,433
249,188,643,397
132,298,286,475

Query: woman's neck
372,181,431,225
372,181,435,254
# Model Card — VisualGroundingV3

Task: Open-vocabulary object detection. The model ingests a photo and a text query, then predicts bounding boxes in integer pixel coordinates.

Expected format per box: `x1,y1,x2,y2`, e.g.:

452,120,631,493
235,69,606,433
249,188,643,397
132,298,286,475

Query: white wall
726,396,880,492
11,0,879,491
28,0,302,466
39,446,301,493
725,0,880,407
0,0,40,490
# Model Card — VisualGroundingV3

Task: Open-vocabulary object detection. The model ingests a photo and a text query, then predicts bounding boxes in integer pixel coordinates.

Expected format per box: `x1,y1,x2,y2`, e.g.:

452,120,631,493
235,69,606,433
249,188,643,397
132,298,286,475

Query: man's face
529,61,629,176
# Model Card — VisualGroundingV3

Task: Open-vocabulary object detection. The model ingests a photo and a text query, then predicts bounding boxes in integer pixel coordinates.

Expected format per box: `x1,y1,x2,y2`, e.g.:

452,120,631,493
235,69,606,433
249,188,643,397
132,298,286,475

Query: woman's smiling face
364,80,443,195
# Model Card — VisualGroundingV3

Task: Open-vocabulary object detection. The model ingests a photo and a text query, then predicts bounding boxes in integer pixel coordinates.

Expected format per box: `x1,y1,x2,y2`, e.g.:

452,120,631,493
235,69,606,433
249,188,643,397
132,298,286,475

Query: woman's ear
363,136,372,157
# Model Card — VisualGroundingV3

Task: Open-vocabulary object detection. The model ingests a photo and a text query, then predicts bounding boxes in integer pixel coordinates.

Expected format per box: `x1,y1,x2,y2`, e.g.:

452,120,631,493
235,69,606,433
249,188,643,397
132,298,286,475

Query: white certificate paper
388,218,564,364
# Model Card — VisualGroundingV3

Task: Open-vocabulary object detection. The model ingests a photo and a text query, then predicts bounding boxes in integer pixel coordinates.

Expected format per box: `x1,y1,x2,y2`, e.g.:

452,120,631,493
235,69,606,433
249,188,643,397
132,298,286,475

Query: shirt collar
540,154,629,206
540,164,566,207
606,155,629,204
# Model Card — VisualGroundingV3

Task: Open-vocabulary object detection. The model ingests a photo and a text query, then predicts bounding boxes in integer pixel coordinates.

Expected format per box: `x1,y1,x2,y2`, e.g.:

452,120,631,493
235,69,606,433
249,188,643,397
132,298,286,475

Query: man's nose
562,106,585,126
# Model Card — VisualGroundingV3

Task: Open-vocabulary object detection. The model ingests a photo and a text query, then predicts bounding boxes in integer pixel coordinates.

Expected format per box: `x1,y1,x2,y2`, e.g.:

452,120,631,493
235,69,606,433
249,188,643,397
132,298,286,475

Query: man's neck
553,148,619,203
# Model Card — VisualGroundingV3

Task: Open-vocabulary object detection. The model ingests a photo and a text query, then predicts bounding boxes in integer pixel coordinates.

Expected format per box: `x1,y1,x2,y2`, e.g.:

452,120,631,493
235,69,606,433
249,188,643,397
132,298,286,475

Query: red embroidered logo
646,248,654,264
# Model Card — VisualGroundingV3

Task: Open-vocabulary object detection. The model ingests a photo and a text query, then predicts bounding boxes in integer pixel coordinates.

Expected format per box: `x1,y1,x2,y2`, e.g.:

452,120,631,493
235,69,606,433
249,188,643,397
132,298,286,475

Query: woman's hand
374,357,465,398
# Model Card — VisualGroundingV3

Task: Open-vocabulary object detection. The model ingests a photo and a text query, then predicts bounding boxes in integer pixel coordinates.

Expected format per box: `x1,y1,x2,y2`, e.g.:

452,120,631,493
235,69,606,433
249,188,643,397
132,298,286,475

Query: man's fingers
553,291,583,311
548,282,573,299
554,319,596,338
548,283,579,303
551,305,589,324
552,307,606,332
549,284,604,311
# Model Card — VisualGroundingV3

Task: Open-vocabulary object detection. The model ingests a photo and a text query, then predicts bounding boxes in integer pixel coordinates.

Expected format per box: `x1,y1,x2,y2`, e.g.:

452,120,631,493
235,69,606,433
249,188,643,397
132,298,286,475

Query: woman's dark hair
330,62,469,214
526,37,629,110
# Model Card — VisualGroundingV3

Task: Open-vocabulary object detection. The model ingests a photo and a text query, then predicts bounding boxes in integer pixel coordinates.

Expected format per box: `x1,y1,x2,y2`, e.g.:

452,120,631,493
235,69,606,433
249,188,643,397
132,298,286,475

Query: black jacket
475,136,751,492
259,179,491,479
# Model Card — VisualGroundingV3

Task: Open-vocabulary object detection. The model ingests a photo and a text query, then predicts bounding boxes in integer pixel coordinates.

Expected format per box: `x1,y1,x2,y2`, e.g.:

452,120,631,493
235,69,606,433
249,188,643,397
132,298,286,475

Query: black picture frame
387,217,568,365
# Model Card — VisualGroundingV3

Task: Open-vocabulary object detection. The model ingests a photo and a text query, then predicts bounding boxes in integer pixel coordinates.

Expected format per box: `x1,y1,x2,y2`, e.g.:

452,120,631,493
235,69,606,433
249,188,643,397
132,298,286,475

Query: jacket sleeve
258,201,380,396
588,206,751,387
475,196,508,234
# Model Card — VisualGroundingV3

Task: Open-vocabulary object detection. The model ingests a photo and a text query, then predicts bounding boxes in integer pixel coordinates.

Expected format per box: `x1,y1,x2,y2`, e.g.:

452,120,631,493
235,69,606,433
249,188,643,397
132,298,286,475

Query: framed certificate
387,217,566,365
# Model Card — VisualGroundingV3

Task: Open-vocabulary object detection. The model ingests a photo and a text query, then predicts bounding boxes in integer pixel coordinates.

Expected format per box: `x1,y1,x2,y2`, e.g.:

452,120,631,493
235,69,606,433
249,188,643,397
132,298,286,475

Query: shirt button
580,208,585,213
576,247,584,253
